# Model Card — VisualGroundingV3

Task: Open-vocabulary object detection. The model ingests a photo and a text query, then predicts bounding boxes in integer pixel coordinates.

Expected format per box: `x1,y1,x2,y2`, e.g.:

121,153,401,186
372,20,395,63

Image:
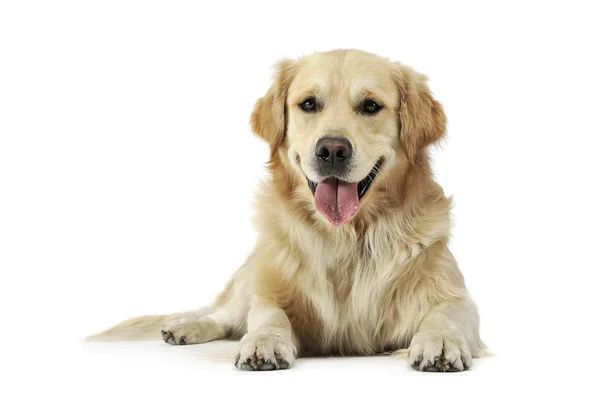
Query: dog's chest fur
281,218,434,355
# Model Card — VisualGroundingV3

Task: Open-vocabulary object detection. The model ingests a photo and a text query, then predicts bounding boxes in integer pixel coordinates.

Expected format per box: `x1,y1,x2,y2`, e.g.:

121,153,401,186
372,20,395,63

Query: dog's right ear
250,59,297,151
394,64,447,163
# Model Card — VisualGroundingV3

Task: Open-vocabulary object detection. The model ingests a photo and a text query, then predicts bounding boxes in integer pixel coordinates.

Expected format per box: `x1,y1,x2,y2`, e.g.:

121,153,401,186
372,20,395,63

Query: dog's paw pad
236,355,288,371
409,333,472,372
161,330,174,345
257,360,276,371
239,362,255,371
161,329,186,345
234,331,295,371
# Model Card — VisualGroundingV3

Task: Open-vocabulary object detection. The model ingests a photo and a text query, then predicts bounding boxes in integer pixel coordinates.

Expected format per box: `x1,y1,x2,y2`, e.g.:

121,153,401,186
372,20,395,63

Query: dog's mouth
306,158,384,227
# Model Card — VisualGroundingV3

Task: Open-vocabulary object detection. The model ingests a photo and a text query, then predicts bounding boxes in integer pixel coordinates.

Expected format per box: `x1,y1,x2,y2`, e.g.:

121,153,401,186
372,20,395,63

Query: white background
1,1,599,398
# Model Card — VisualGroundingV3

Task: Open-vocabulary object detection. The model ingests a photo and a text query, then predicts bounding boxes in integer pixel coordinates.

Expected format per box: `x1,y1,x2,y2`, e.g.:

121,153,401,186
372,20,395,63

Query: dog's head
251,50,446,227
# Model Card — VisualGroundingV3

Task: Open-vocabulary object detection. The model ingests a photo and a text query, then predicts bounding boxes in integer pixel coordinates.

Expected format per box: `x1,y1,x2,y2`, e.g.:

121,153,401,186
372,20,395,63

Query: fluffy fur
88,49,486,372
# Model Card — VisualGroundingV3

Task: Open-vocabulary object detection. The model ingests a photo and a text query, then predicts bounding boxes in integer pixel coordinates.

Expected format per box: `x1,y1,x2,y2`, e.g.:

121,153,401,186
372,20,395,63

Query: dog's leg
408,298,483,372
234,297,298,371
160,307,232,345
86,308,213,342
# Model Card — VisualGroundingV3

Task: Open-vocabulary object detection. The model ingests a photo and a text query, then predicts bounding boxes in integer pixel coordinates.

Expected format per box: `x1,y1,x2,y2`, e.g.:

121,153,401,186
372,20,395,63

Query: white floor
37,340,517,398
4,334,593,398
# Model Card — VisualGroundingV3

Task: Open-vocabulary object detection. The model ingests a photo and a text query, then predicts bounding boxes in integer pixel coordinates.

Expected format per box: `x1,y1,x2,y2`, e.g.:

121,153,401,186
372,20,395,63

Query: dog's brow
352,87,391,107
290,83,328,103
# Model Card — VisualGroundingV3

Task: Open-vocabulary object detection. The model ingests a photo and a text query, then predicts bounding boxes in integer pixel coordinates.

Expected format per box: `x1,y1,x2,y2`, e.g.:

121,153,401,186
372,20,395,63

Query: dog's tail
85,314,169,341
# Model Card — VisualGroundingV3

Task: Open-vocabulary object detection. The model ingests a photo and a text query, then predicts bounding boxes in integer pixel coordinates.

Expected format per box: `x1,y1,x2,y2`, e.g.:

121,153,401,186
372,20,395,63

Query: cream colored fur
88,49,486,372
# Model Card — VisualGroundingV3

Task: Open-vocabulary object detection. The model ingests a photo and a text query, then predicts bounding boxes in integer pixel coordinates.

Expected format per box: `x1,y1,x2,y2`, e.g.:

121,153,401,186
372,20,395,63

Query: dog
88,49,486,372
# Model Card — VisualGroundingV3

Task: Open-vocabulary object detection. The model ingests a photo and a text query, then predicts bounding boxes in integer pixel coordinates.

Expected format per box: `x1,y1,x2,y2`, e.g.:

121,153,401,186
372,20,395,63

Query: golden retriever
88,49,486,372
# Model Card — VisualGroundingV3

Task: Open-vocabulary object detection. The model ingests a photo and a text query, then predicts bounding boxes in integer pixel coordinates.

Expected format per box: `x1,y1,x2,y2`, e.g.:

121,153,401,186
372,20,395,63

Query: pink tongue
314,178,359,227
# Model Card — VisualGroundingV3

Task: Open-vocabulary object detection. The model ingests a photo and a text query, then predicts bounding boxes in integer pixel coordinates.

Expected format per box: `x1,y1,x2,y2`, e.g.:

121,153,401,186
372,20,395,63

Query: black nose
315,137,353,172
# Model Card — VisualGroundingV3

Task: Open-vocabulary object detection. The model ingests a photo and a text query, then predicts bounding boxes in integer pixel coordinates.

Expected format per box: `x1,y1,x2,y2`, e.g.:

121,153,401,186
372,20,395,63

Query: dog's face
251,50,446,227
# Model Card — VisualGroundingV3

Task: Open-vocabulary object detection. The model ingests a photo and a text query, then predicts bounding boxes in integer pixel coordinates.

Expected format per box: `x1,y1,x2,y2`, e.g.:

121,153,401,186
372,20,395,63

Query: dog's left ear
394,65,447,163
250,59,297,152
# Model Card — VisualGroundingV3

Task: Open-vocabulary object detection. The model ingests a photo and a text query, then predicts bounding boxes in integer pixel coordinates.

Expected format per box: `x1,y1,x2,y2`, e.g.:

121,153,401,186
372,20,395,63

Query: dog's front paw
409,331,472,372
235,329,296,371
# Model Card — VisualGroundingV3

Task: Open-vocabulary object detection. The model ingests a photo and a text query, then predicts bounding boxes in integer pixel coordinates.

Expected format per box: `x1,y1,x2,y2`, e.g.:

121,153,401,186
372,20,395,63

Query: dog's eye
300,98,317,112
361,100,381,114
